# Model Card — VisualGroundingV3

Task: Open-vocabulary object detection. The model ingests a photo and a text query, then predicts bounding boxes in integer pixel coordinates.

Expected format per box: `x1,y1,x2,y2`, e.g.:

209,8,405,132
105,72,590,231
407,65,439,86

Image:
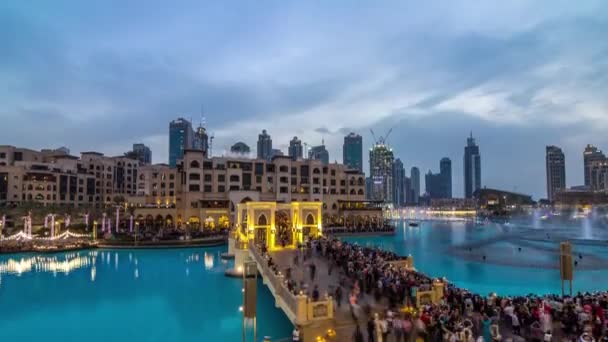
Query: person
312,285,320,302
292,326,300,342
511,312,520,336
490,319,502,341
368,316,376,342
482,314,492,342
353,324,364,342
393,314,404,342
334,286,343,308
374,313,384,342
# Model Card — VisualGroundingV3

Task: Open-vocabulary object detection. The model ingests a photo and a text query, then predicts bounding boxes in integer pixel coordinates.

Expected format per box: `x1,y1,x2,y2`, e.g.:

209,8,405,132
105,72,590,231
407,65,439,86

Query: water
344,220,608,296
0,246,291,341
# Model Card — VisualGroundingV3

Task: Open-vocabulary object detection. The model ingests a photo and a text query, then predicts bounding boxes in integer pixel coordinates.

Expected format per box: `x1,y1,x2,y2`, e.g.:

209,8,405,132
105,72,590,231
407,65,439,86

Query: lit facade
369,144,394,202
128,150,366,229
0,145,140,207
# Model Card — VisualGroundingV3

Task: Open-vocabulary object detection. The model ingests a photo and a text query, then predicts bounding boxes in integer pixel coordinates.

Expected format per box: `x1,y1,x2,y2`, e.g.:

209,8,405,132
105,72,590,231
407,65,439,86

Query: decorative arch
165,215,173,226
190,160,200,168
350,189,356,195
305,213,315,225
358,189,364,195
257,214,268,226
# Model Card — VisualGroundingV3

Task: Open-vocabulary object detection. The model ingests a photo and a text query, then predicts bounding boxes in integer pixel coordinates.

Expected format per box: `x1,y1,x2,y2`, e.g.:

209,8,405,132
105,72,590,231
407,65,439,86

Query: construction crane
370,125,396,146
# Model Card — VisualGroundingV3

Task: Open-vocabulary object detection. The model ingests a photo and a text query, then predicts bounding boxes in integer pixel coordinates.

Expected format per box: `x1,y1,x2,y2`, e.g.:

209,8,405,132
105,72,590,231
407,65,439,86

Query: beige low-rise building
1,146,374,231
128,149,367,229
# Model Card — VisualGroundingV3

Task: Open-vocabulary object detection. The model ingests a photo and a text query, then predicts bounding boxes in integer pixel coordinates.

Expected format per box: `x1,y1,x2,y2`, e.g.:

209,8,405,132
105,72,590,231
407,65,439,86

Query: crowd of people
306,237,608,342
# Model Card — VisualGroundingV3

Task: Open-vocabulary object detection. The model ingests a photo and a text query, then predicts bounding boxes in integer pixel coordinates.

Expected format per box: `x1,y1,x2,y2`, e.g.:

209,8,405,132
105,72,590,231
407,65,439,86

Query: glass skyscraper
169,118,194,167
546,145,566,201
410,167,420,204
343,133,363,172
257,130,273,160
369,143,394,202
309,144,329,165
392,158,405,206
464,133,481,198
440,157,452,199
132,143,152,165
288,136,303,160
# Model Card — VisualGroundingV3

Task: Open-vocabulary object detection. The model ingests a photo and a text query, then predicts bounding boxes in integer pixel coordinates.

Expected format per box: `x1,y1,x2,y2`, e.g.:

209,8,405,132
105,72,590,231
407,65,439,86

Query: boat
408,221,419,227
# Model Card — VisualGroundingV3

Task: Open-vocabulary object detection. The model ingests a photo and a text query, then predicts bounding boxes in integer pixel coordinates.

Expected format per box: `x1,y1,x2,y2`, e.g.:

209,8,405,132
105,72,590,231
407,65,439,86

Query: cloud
0,1,606,198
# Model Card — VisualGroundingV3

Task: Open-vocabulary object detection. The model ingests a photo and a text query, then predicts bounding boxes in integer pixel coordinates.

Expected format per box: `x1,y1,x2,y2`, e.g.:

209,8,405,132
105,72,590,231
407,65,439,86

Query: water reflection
0,253,93,276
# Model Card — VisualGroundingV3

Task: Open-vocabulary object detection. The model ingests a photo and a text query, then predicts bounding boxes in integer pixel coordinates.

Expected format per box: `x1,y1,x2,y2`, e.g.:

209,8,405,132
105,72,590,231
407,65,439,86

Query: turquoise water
0,246,291,341
344,220,608,296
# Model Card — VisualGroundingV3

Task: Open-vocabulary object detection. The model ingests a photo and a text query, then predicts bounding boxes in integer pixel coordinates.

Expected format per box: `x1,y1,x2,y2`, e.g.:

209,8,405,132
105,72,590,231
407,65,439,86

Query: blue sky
1,1,607,199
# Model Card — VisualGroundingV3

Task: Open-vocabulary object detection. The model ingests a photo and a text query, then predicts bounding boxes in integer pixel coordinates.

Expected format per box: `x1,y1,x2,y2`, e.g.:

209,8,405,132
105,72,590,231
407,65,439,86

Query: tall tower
308,143,329,165
392,158,405,206
583,144,605,188
546,145,566,201
410,167,420,204
369,144,394,202
343,132,363,172
257,130,272,160
464,132,481,198
440,157,452,199
288,136,303,160
168,117,194,167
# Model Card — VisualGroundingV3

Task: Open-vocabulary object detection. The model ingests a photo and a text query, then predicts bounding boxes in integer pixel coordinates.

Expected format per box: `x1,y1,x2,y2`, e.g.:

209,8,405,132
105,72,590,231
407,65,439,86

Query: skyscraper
193,124,209,157
425,170,443,199
257,130,272,160
288,136,303,160
464,132,481,198
132,143,152,165
584,144,606,187
169,117,194,167
426,158,452,199
343,133,363,172
308,144,329,165
369,143,394,202
392,158,405,206
440,157,452,199
546,145,566,201
410,167,420,204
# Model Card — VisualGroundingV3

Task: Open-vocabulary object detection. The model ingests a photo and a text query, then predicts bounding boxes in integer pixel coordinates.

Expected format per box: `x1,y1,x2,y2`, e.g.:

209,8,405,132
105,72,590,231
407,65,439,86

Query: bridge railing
248,243,300,316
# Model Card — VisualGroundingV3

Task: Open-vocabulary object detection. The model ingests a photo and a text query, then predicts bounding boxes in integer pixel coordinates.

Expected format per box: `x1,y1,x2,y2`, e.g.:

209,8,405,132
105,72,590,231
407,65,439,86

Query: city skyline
2,1,607,199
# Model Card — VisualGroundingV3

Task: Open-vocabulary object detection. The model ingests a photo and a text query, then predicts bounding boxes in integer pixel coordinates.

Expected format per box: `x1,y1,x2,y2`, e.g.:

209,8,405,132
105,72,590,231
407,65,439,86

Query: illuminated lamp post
0,214,5,238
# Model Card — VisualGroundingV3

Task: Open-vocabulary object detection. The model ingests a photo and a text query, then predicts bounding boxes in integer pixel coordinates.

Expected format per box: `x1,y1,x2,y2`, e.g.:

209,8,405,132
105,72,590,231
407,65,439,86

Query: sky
1,1,607,199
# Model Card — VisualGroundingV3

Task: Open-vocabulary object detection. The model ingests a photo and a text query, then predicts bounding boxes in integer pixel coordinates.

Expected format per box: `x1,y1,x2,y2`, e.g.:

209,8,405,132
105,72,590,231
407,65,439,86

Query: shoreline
0,236,228,255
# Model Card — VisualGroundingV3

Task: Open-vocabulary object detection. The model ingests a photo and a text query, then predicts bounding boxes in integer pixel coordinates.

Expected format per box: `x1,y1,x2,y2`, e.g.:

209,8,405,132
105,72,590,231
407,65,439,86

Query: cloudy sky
2,1,607,199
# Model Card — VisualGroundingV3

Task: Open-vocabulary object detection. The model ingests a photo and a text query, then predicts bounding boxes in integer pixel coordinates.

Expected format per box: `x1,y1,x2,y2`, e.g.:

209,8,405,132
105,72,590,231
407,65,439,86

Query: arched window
305,213,315,225
313,168,321,174
332,203,337,210
190,160,200,168
350,189,356,195
358,189,364,195
27,184,33,190
358,177,364,186
189,173,200,181
257,214,268,226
